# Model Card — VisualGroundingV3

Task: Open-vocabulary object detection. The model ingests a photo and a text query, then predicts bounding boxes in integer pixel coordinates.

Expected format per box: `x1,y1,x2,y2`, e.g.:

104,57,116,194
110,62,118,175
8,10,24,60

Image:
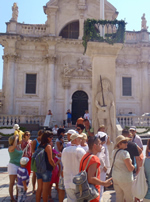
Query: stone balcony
117,115,150,128
6,22,48,37
125,30,150,43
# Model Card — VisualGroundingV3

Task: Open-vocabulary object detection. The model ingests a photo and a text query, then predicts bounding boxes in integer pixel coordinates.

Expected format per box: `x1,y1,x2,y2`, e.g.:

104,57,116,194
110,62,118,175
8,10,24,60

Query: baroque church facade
0,0,150,125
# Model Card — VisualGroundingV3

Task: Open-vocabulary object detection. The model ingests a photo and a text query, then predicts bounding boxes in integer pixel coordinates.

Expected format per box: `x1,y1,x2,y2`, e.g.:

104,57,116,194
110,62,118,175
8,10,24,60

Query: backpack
31,145,47,173
73,154,99,202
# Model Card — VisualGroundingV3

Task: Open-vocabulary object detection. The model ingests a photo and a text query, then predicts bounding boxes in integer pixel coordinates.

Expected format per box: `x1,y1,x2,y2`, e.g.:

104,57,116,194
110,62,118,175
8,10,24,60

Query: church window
122,77,132,96
25,74,36,94
59,21,79,39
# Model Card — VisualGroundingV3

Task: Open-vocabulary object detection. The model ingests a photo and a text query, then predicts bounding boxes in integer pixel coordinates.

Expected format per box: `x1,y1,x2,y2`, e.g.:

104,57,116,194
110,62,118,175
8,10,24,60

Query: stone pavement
0,171,116,202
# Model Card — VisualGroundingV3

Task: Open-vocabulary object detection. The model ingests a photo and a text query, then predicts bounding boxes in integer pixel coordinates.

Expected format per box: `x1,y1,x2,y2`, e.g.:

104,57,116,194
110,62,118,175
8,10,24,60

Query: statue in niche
77,57,84,70
141,13,148,30
64,63,71,75
95,78,115,138
11,3,18,22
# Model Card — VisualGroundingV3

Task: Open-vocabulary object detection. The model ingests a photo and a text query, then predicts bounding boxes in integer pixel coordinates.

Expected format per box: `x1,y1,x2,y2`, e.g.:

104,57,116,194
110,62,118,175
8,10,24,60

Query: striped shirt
17,167,29,188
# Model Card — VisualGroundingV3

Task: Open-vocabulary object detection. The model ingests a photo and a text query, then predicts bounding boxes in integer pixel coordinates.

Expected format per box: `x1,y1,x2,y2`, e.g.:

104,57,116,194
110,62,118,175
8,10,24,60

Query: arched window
59,21,79,39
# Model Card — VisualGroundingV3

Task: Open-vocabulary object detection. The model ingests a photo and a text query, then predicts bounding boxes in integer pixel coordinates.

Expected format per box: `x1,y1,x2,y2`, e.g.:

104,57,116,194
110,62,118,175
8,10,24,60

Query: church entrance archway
71,90,88,124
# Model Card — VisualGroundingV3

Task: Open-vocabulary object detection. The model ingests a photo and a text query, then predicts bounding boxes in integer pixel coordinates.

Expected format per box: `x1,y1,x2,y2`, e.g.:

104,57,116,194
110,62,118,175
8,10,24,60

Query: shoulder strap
84,155,94,171
109,149,122,175
81,153,91,170
84,154,99,178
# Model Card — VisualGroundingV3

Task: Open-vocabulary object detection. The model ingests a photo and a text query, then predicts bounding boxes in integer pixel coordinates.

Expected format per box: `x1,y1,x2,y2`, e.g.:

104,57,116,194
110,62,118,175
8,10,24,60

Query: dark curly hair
40,130,53,145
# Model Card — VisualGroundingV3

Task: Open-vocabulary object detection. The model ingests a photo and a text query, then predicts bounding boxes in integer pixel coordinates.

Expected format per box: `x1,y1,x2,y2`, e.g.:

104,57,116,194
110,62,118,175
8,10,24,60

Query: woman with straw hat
112,135,135,202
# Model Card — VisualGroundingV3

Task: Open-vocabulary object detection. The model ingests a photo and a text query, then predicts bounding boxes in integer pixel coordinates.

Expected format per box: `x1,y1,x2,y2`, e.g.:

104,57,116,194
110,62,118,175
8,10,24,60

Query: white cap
20,157,29,165
96,131,107,139
70,133,83,141
129,126,136,131
66,129,76,135
13,124,20,130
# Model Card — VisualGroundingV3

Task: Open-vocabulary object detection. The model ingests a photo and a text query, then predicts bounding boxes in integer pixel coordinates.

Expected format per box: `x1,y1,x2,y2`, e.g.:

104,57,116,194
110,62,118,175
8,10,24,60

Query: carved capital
3,54,19,62
44,54,56,63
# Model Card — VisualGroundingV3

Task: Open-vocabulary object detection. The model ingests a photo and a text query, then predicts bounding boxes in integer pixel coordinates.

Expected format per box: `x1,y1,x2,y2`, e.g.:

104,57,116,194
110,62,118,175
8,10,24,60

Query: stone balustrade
125,31,150,43
0,114,45,127
19,24,47,36
117,115,150,128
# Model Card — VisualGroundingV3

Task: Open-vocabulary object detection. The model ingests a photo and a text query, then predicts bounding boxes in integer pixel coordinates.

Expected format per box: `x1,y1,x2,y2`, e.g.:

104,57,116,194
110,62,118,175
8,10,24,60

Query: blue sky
0,0,150,89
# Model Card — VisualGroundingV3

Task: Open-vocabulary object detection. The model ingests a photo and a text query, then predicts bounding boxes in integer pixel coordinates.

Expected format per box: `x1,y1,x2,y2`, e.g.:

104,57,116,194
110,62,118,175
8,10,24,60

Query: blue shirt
67,112,72,119
17,167,29,188
144,158,150,199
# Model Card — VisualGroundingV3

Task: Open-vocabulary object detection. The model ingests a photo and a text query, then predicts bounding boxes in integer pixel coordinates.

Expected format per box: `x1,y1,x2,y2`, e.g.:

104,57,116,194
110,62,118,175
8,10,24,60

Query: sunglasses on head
121,141,128,144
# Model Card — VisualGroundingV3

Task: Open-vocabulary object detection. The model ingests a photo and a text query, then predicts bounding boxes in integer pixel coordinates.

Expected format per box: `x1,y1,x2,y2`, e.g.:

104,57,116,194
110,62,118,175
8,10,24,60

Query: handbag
131,158,148,199
73,154,99,202
107,149,122,188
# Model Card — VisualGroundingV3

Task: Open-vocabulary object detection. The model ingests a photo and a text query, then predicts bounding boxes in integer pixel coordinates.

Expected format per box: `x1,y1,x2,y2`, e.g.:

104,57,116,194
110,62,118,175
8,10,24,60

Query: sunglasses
121,141,128,144
77,128,81,131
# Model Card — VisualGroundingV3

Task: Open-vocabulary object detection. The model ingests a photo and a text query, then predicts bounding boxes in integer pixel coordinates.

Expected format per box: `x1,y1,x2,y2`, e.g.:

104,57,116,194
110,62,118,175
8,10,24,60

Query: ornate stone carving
11,3,18,22
21,106,39,115
44,54,56,63
141,13,148,30
78,0,86,18
3,54,19,62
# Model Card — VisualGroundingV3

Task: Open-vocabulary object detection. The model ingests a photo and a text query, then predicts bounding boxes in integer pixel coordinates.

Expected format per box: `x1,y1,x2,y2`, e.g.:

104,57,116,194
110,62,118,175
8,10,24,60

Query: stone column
44,6,58,36
3,54,17,114
86,42,122,142
63,78,71,120
45,55,56,115
140,62,149,113
100,0,105,37
79,18,84,40
78,2,86,40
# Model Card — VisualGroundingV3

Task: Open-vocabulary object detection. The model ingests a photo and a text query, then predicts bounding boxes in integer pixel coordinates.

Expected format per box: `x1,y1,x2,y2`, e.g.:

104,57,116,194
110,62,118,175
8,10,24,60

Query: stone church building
0,0,150,126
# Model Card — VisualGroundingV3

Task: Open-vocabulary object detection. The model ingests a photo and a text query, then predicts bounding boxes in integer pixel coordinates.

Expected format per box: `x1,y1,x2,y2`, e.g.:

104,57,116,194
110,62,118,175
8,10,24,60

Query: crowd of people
7,118,150,202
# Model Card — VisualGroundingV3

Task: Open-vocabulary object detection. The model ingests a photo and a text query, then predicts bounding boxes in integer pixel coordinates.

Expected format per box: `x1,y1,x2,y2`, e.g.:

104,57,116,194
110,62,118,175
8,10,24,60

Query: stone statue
11,3,18,22
95,78,115,137
64,63,70,75
77,57,84,70
141,13,148,30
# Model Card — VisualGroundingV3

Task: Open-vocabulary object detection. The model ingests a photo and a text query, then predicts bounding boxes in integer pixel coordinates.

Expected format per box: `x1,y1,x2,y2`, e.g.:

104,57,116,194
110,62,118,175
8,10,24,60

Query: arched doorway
72,90,88,124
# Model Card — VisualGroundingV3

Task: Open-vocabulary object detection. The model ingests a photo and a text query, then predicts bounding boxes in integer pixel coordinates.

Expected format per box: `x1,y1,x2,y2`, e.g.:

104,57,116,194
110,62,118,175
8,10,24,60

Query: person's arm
8,136,18,152
124,158,135,172
45,145,56,168
56,141,63,152
31,140,37,154
87,163,112,187
22,180,28,192
137,145,142,155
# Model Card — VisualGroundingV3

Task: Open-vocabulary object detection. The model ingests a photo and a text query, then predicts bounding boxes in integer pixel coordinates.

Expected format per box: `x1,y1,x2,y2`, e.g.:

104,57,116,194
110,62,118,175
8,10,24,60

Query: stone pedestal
86,42,122,142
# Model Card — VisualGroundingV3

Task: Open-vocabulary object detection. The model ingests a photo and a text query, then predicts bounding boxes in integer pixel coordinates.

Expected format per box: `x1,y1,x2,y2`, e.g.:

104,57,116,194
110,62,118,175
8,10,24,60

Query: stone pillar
100,0,105,37
45,55,56,115
140,62,149,113
78,1,86,40
86,42,122,142
44,6,58,36
3,54,17,114
79,18,84,40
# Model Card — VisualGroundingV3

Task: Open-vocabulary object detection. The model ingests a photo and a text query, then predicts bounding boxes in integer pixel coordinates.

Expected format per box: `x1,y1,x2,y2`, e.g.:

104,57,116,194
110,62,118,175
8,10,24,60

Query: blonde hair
8,135,15,145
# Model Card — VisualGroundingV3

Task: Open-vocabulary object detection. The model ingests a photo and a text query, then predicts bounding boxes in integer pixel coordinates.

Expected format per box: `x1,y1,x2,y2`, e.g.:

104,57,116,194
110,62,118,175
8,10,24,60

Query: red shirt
79,152,101,202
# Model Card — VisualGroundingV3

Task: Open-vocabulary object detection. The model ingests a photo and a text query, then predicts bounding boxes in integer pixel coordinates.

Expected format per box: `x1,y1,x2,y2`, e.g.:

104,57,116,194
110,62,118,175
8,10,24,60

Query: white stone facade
0,0,150,126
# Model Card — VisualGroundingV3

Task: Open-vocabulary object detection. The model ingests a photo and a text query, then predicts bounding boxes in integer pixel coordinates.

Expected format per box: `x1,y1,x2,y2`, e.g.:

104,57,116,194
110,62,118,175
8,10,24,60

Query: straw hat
70,133,83,141
81,133,87,140
114,135,130,149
